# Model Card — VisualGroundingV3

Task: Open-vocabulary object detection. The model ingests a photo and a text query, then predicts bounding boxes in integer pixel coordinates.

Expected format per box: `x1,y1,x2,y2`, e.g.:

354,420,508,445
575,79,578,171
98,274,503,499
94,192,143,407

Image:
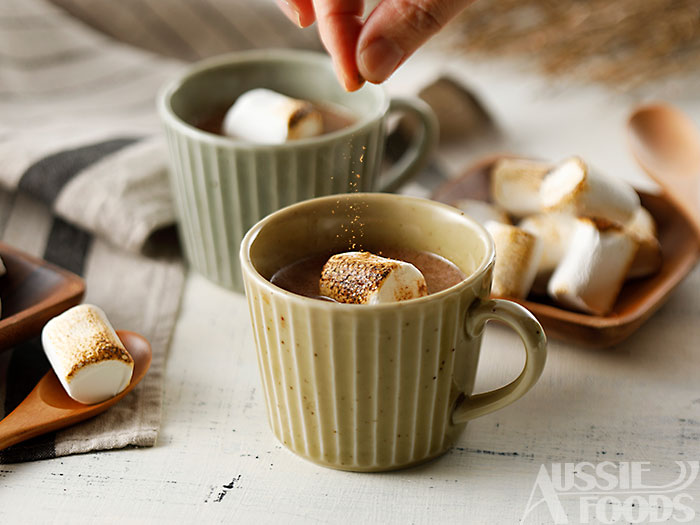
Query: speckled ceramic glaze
158,50,437,292
240,193,547,472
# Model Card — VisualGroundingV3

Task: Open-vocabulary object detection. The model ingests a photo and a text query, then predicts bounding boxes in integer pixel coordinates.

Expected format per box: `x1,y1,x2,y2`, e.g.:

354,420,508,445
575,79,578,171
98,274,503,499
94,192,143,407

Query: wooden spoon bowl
432,155,700,348
0,330,152,451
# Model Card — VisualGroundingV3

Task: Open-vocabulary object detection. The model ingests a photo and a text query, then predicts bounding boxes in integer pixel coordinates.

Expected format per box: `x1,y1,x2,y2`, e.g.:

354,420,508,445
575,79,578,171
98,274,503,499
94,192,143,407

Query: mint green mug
158,49,437,292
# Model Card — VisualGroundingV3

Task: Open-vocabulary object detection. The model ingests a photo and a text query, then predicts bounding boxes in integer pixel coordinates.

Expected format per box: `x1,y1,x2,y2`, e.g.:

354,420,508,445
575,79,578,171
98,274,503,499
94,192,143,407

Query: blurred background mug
158,49,437,292
240,193,547,472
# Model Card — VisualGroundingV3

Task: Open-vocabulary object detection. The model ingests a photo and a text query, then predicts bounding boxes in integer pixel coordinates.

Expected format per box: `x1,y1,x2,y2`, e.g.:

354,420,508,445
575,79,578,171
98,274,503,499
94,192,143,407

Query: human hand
276,0,471,91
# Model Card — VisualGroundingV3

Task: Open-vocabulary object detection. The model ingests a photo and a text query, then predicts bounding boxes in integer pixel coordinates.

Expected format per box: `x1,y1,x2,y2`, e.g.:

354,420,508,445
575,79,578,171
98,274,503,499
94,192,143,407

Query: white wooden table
1,53,699,524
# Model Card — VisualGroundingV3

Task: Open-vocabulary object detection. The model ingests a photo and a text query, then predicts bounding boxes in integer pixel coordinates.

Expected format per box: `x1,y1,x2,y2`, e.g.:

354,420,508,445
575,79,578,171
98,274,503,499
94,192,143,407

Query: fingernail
276,0,302,27
359,37,403,83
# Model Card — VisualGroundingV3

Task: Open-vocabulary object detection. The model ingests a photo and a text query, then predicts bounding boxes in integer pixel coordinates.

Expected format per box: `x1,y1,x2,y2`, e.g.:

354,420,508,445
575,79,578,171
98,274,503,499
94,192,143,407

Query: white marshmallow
548,218,638,315
485,221,543,300
42,304,134,405
625,206,662,279
223,88,323,144
518,213,576,294
491,158,552,217
540,156,640,225
320,252,428,304
452,198,511,226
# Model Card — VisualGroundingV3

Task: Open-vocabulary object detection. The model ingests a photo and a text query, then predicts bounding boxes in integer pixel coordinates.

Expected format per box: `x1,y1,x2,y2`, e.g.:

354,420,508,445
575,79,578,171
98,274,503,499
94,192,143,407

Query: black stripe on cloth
0,217,93,463
18,137,139,206
43,217,92,276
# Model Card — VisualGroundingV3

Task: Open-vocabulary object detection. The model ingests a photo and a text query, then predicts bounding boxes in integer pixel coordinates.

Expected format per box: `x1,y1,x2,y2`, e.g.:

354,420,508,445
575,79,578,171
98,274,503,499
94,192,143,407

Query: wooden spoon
628,103,700,241
0,330,151,451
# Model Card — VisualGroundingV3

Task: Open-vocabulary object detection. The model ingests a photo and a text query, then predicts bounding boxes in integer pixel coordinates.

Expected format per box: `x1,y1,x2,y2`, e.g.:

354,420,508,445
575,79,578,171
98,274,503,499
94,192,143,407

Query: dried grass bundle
447,0,700,90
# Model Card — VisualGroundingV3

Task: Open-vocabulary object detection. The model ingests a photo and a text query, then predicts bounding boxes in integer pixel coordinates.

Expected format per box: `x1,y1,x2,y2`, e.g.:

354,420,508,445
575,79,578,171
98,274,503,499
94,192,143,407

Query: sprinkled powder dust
331,143,370,250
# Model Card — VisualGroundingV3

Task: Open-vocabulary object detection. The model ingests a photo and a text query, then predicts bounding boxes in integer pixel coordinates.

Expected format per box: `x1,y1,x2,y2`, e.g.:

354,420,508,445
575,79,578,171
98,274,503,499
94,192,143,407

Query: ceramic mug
240,193,547,472
158,49,437,292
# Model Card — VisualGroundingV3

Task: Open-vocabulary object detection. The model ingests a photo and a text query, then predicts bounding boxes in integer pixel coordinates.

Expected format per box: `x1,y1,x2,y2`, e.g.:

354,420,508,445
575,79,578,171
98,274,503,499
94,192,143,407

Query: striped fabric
49,0,322,62
0,0,293,463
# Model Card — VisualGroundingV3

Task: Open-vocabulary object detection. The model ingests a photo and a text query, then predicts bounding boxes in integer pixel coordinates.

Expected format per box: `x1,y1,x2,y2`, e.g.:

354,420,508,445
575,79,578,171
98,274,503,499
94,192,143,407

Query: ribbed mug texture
158,51,403,292
243,266,491,471
162,123,383,291
240,193,503,471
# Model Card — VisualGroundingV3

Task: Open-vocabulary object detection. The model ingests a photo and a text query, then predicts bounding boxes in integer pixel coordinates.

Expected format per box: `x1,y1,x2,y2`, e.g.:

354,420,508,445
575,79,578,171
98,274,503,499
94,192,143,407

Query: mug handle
378,97,439,193
452,299,547,424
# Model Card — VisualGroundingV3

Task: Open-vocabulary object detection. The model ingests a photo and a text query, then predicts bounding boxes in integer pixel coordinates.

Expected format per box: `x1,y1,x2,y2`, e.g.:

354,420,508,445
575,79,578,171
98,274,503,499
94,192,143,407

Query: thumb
357,0,469,83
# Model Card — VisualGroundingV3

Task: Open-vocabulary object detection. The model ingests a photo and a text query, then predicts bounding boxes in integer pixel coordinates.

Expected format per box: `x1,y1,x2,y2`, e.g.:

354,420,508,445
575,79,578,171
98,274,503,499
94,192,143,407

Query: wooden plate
432,155,700,348
0,242,85,352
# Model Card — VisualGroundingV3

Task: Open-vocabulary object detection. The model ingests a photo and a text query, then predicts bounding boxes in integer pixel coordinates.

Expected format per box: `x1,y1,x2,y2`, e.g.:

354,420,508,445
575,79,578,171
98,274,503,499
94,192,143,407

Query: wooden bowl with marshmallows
433,155,700,348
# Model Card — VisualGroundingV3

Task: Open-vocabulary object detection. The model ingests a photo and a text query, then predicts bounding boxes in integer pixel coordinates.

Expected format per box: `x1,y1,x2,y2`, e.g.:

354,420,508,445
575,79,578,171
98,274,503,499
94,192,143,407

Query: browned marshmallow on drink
540,156,640,225
625,206,662,279
42,304,134,404
485,221,543,300
491,158,552,218
223,88,323,144
320,252,428,304
548,218,638,315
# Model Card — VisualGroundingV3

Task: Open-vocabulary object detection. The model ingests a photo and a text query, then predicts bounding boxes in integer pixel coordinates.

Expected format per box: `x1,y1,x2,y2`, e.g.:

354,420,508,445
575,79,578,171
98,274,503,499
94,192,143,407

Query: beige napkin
0,0,188,463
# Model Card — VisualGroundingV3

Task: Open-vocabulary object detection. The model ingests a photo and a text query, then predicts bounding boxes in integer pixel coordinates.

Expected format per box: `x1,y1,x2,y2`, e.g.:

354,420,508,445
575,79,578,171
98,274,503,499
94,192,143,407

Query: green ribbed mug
240,193,547,472
158,50,437,291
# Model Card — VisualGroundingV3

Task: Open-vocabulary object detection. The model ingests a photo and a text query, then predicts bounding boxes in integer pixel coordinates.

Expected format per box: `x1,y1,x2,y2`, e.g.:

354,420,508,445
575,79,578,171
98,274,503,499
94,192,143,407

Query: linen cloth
0,0,319,463
0,0,190,463
0,0,444,463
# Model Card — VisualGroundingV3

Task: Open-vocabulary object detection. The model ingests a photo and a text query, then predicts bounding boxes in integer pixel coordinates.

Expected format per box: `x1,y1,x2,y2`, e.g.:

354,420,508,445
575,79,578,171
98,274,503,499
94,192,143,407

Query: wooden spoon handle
663,175,700,242
0,389,49,451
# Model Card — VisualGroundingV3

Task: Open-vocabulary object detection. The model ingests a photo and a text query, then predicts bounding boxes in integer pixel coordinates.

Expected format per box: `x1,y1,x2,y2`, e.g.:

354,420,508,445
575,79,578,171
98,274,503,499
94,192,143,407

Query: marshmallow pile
320,251,428,305
223,88,323,144
453,157,662,315
42,304,134,404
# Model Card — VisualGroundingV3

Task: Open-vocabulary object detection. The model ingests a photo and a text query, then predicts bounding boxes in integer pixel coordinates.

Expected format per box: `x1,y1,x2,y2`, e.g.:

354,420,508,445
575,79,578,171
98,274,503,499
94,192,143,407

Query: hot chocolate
271,248,466,301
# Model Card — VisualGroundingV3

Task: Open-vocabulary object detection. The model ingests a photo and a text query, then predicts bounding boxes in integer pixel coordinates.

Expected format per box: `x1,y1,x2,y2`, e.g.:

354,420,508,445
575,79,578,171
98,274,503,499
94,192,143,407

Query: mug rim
240,192,496,309
157,49,390,150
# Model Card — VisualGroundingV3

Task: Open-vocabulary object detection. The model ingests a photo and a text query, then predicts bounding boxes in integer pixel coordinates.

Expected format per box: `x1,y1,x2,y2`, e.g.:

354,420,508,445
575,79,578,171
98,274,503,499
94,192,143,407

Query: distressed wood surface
1,53,700,523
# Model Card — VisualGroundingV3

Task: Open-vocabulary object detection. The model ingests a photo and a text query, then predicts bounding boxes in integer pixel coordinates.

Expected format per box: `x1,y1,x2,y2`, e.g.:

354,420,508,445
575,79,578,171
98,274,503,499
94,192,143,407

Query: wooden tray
0,242,85,352
432,156,700,348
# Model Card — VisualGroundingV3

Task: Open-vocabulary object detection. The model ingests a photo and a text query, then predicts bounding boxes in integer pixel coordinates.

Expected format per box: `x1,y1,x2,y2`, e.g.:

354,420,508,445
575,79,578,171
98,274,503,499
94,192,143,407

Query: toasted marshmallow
625,206,662,279
42,304,133,405
491,158,552,217
518,213,576,294
223,88,323,144
452,198,511,226
540,156,640,225
548,218,638,315
320,251,428,304
485,221,543,300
